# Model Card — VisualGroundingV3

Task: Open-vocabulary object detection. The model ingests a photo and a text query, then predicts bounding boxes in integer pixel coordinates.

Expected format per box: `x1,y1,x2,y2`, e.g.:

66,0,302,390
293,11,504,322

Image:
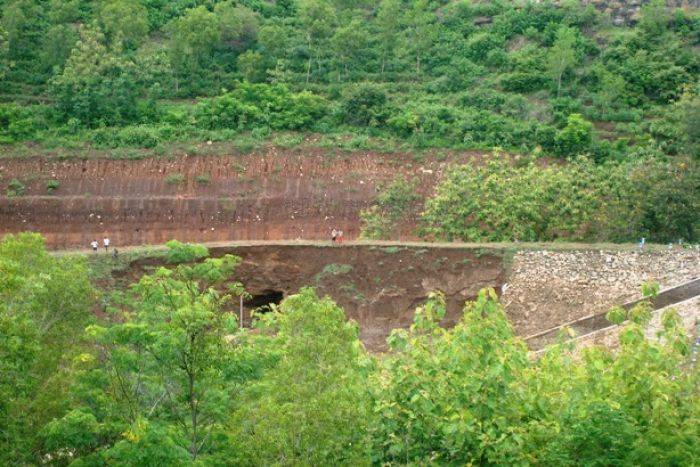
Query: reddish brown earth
0,149,472,248
123,243,507,351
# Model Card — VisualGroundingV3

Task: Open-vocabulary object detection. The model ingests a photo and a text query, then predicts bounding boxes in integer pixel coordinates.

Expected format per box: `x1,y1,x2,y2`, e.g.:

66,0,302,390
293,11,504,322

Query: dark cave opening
244,290,284,312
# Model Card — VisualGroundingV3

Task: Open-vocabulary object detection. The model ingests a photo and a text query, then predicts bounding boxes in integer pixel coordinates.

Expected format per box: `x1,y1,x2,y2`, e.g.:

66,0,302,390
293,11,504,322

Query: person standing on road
103,237,110,252
331,228,338,242
338,230,344,243
91,240,99,252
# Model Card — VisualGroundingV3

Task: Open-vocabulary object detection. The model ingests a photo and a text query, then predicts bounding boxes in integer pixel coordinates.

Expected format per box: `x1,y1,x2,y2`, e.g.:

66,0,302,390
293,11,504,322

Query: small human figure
638,237,645,252
338,230,344,244
91,240,98,252
103,237,110,252
331,228,338,242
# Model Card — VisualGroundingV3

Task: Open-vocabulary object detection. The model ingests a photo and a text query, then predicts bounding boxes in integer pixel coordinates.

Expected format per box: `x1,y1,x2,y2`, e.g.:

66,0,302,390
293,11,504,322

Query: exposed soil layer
0,150,463,248
125,243,507,351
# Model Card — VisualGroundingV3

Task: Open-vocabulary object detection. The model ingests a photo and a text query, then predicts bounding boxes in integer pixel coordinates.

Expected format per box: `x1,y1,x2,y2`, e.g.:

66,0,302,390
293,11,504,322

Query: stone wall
568,296,699,351
502,249,700,336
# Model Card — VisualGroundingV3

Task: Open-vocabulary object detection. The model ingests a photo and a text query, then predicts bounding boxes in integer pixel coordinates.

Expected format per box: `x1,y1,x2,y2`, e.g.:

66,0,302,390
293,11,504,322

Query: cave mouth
244,290,284,312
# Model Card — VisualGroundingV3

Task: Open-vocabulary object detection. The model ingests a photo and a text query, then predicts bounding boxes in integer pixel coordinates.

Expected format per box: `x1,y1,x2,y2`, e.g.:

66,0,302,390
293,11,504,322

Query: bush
115,126,161,148
164,174,185,186
499,72,549,93
195,83,327,131
422,155,699,243
7,179,26,197
554,113,594,157
195,174,211,186
164,240,208,263
339,84,390,127
361,177,420,239
0,104,36,143
46,180,59,194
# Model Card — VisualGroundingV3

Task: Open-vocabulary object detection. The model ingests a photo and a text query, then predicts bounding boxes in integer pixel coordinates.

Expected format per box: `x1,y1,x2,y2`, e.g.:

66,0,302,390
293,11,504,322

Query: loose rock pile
503,248,700,336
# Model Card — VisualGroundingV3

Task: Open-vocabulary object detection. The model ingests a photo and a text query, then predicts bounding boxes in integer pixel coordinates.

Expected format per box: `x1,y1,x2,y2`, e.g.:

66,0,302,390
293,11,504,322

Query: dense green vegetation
1,0,698,243
0,0,698,159
1,235,698,465
362,155,699,243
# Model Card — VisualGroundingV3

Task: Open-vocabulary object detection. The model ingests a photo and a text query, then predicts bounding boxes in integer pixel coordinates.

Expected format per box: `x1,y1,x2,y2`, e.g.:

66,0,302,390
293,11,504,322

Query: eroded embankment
116,243,700,351
125,244,507,351
0,150,458,248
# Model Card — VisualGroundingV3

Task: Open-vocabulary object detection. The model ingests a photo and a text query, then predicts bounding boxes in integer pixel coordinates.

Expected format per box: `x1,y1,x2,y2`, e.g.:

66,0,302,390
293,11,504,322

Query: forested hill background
0,0,698,161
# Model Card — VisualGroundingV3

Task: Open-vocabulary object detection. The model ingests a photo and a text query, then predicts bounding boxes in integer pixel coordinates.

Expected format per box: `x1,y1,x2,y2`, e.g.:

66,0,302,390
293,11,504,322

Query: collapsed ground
88,241,700,351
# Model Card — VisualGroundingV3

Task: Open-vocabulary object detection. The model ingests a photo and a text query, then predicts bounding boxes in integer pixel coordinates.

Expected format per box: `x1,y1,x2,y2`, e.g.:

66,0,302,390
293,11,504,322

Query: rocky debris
504,249,700,336
582,0,699,26
572,296,699,351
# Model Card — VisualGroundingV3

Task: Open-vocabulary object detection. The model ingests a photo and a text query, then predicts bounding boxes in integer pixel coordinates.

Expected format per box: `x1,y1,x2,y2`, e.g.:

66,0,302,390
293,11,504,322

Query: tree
297,0,335,82
527,296,698,465
375,0,402,74
50,25,140,125
214,1,259,54
330,18,368,81
97,0,149,49
229,288,373,465
237,50,266,82
547,26,578,97
0,25,9,79
404,0,437,76
40,246,248,463
165,6,221,92
38,24,78,74
374,289,530,464
0,233,94,465
1,0,45,63
554,113,593,156
639,0,669,38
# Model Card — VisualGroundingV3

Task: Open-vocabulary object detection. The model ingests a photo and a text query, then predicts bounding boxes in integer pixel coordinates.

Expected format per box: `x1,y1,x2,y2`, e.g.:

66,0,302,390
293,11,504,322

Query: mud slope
126,243,507,351
0,150,459,248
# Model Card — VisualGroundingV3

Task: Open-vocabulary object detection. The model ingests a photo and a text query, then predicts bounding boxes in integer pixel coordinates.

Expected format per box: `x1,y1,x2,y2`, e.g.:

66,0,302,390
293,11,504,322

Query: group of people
331,229,345,243
90,237,117,257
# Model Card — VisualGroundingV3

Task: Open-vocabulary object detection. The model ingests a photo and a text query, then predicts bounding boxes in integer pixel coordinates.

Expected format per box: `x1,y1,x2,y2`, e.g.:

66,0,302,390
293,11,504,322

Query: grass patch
165,173,185,185
314,263,353,283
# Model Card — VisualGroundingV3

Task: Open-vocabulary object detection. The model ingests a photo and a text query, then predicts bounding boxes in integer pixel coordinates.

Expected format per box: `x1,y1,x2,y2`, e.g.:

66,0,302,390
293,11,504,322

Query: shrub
46,180,60,194
164,174,185,185
195,83,327,131
422,155,698,243
554,113,594,157
164,240,208,263
361,177,420,239
499,72,549,93
339,84,390,127
195,174,211,186
115,126,161,148
7,179,26,197
0,104,36,143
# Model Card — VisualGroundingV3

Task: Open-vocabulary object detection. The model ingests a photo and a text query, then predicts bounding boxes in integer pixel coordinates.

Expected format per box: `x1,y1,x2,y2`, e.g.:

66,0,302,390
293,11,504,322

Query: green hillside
0,0,698,160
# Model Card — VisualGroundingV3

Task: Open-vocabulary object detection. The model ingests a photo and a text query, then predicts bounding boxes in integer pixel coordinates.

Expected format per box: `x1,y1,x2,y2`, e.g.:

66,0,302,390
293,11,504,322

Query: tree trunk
381,56,385,75
557,72,562,97
306,57,311,83
188,334,198,460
